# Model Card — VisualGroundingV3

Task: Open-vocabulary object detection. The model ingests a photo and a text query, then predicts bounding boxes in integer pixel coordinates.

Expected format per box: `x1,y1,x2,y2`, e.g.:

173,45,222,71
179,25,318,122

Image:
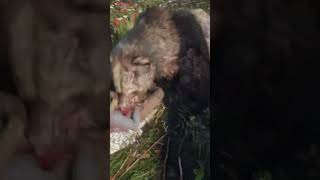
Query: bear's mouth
111,87,159,120
118,94,141,118
119,106,133,118
117,90,151,118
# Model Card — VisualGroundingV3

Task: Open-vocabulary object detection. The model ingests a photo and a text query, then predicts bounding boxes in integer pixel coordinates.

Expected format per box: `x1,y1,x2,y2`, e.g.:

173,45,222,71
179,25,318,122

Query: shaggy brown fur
111,7,210,118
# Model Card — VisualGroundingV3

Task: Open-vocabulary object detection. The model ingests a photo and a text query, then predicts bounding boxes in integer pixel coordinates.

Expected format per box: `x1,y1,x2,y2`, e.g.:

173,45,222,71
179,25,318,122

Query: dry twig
178,156,183,180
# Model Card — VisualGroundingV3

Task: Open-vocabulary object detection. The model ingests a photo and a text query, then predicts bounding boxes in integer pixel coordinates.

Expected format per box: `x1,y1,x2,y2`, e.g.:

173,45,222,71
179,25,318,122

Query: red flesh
119,106,133,117
118,94,140,117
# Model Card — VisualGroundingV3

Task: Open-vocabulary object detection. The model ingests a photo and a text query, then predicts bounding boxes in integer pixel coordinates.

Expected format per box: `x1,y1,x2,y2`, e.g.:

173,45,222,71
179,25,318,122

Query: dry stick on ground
163,138,170,180
118,134,167,179
178,156,183,180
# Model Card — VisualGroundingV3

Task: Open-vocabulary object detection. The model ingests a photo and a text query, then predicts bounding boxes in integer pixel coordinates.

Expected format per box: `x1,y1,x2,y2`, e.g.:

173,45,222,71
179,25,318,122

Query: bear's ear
160,55,179,79
136,7,171,26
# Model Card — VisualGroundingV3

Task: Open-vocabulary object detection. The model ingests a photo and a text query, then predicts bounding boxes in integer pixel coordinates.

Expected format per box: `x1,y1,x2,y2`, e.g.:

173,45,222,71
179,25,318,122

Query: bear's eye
132,56,150,66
